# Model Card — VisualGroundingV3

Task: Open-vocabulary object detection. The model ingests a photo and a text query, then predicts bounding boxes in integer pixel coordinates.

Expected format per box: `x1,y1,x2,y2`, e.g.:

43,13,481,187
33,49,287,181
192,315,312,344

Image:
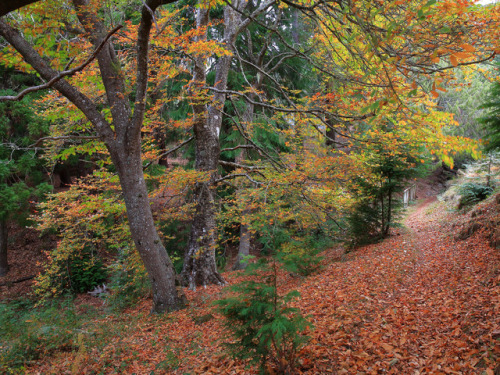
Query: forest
0,0,499,373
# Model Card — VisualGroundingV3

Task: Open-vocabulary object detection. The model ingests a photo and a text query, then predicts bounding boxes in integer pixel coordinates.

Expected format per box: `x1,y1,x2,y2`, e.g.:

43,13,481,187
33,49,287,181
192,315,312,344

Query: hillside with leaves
0,0,500,373
2,194,493,374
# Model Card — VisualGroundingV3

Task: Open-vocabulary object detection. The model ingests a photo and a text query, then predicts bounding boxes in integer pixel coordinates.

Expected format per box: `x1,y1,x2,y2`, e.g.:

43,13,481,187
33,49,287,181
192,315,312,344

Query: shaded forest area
0,0,500,373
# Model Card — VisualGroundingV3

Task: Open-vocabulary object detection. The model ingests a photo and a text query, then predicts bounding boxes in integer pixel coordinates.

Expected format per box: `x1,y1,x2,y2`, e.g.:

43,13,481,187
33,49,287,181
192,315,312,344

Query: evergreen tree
348,139,427,247
480,61,500,152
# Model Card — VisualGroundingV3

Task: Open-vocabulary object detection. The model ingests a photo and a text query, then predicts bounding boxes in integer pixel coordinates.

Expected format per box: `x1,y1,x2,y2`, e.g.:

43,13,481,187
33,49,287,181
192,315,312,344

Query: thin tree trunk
233,216,252,270
0,220,8,277
385,188,393,237
233,101,256,271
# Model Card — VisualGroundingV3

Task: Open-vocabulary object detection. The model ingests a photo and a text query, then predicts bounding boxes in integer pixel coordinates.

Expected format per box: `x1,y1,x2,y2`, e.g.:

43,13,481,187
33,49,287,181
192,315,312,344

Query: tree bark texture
233,99,256,271
0,0,40,17
181,8,223,288
111,149,186,312
182,3,246,287
0,220,8,277
233,218,252,270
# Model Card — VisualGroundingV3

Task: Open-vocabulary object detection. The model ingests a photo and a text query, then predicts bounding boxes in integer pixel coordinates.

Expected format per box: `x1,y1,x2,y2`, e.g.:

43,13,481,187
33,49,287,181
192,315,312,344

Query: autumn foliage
0,0,499,373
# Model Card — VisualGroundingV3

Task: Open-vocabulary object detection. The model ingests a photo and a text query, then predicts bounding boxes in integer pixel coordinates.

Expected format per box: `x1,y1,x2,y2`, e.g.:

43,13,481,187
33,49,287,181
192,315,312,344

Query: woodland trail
297,197,500,374
30,197,499,375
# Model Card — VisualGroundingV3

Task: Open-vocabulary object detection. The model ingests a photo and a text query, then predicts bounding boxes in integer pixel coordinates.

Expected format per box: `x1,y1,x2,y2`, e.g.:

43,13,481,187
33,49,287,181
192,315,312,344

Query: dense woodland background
0,0,499,373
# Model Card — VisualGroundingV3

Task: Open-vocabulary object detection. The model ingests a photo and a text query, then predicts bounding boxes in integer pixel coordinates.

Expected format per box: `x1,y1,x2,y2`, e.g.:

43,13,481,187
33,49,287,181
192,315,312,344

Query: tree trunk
233,98,256,271
233,216,252,270
0,220,8,277
181,52,229,287
111,148,186,313
0,1,186,313
182,4,244,287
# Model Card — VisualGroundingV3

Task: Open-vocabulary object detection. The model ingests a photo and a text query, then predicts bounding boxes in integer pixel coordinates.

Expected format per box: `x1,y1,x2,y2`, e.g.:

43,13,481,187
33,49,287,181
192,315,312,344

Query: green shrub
214,261,311,374
347,200,385,247
257,224,292,255
280,249,323,276
69,246,107,293
458,182,494,209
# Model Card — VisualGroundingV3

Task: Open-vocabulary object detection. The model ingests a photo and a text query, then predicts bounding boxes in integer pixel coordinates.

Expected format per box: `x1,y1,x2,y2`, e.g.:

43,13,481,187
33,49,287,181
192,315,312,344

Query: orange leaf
461,44,476,52
381,343,394,352
454,52,471,59
430,90,439,98
450,55,458,67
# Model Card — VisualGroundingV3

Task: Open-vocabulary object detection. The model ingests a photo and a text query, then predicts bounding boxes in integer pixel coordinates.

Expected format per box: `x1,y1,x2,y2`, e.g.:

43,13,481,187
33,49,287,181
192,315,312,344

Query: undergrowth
0,298,85,374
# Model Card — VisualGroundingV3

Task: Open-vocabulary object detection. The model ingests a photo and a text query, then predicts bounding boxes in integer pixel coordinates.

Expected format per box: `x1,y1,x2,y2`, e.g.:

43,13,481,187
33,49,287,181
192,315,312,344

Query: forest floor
17,196,500,374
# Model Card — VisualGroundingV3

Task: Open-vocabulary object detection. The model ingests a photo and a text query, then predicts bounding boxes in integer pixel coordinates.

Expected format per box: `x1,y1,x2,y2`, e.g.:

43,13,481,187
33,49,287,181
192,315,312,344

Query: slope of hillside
25,197,500,374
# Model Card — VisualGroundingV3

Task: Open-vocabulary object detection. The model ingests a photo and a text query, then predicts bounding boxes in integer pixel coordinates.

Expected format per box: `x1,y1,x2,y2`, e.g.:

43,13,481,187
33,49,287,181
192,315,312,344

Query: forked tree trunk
0,220,8,277
182,4,245,287
0,1,187,313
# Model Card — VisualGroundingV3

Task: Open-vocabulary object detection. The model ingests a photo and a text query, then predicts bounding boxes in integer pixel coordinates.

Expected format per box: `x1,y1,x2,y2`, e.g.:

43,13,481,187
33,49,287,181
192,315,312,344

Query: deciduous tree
0,0,187,313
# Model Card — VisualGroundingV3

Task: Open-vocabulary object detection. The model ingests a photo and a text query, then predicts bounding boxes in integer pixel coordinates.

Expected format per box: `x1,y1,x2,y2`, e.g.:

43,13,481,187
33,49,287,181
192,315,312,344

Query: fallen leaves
26,197,499,374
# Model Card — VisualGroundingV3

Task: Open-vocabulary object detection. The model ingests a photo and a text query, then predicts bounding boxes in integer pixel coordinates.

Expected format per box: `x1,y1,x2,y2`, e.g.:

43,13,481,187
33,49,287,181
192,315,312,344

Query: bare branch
214,173,263,185
0,25,122,102
29,135,100,148
221,145,255,153
143,136,194,170
219,160,265,170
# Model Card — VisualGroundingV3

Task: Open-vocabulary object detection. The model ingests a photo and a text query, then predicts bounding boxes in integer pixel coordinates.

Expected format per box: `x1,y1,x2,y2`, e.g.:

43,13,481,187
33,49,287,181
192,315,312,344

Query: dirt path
298,197,500,374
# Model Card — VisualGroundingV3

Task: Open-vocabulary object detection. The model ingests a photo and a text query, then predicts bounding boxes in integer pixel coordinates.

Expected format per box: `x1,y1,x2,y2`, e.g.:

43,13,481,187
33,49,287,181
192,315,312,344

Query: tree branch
214,173,263,185
29,135,100,148
221,144,255,153
132,0,179,138
0,0,40,17
0,25,122,102
219,160,265,172
0,19,116,144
